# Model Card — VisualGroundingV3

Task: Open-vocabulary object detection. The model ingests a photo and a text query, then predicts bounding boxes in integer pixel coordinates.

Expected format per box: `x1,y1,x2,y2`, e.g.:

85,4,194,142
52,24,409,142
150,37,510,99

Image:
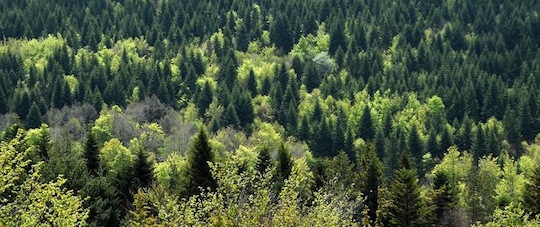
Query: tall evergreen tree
25,102,42,129
388,153,432,227
432,172,456,224
186,127,217,196
359,105,375,141
133,148,154,189
84,130,100,176
257,146,272,174
358,143,384,224
270,13,293,52
275,142,293,191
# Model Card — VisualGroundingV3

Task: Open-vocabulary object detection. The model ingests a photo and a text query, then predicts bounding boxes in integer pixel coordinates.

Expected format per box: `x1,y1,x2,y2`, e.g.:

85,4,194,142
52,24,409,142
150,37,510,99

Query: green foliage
0,130,88,226
186,127,217,196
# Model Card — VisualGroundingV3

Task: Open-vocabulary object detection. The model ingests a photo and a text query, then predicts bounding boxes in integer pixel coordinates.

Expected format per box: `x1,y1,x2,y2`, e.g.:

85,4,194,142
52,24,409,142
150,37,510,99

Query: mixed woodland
1,0,540,226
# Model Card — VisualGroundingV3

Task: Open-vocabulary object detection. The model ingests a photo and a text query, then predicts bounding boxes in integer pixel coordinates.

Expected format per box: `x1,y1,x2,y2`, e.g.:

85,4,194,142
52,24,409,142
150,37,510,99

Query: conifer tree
275,142,292,191
359,105,375,141
388,153,432,227
257,146,272,174
358,143,384,224
432,172,456,223
246,69,257,96
408,124,424,164
84,130,100,176
133,148,154,189
222,103,240,129
25,102,42,129
186,127,216,196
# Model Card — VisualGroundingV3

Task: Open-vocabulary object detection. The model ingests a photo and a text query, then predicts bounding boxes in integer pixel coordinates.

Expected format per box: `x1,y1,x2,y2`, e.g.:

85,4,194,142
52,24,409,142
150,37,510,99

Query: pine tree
358,143,384,224
257,146,272,174
133,148,154,189
359,105,375,141
426,129,439,158
408,124,424,164
222,103,240,129
270,13,293,52
84,130,100,176
187,127,217,196
432,172,456,223
275,142,292,191
246,69,257,96
389,153,432,227
25,102,42,129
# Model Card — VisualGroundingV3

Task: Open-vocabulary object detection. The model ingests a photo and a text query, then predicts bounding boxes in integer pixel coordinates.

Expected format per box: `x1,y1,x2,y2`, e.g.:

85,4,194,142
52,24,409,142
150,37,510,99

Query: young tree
186,127,217,196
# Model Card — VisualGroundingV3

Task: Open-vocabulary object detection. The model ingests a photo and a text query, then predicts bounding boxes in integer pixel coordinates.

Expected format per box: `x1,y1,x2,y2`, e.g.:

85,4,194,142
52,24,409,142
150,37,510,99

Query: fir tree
257,146,272,174
359,105,375,141
186,127,217,196
358,143,384,224
275,142,292,191
133,148,154,189
389,153,432,227
432,172,456,223
25,102,42,129
84,130,100,176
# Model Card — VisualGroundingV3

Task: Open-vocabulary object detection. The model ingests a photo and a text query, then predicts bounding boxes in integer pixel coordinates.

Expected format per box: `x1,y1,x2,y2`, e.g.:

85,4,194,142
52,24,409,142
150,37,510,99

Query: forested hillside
1,0,540,226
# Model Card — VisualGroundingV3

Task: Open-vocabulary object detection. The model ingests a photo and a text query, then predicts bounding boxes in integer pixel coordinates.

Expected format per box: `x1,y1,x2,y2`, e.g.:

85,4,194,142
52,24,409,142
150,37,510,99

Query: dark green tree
257,146,272,174
84,130,100,176
432,172,456,223
358,143,384,224
270,13,293,52
133,148,154,189
246,69,257,96
359,105,375,141
388,153,432,227
25,102,42,129
275,142,293,191
186,127,217,196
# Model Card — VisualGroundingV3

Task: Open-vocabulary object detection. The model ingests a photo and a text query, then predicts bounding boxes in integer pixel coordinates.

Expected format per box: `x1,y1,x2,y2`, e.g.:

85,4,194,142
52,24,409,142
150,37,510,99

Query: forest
1,0,540,226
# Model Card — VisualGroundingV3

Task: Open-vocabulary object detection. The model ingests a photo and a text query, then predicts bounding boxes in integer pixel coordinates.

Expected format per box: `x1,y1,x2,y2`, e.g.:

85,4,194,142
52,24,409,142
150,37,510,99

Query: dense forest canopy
1,0,540,226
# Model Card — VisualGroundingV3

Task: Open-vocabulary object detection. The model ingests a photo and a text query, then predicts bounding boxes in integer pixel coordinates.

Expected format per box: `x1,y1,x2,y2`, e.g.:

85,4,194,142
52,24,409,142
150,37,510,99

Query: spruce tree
408,124,424,165
388,153,431,227
358,143,384,224
257,146,272,174
246,69,257,96
84,130,100,176
133,148,154,189
187,127,217,196
275,142,292,191
359,105,375,141
432,172,456,223
25,102,42,129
